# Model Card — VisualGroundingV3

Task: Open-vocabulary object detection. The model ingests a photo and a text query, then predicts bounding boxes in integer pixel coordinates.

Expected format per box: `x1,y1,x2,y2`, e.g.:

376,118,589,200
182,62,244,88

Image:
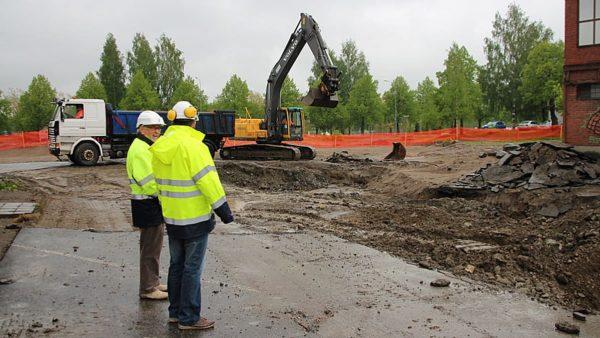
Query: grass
0,178,19,191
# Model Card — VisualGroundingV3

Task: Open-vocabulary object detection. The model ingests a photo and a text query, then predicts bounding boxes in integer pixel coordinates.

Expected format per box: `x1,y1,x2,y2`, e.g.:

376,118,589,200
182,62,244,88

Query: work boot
178,317,215,330
140,289,168,300
156,284,168,292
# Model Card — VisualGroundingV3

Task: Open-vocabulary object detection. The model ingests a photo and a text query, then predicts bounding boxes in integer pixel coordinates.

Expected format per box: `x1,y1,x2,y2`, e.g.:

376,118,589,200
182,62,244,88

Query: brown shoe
178,317,215,330
140,289,168,300
156,284,168,292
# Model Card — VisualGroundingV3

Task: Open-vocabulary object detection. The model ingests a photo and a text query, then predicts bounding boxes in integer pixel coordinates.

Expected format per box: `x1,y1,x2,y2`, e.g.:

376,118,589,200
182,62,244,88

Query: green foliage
336,40,370,104
436,43,482,127
155,34,185,109
0,91,14,133
213,74,250,116
127,33,158,89
481,4,553,120
347,74,383,133
280,77,301,107
382,76,415,132
169,76,208,110
76,72,107,101
414,77,442,130
16,75,56,131
246,91,265,118
0,178,18,191
98,33,126,107
120,71,161,110
520,41,564,122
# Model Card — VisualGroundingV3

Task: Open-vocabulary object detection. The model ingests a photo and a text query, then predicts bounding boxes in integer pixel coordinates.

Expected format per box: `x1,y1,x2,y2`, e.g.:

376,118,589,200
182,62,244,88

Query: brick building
564,0,600,145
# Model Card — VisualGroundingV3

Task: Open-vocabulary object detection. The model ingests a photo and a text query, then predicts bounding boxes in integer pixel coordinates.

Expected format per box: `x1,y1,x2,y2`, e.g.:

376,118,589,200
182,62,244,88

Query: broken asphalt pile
449,141,600,193
325,151,374,163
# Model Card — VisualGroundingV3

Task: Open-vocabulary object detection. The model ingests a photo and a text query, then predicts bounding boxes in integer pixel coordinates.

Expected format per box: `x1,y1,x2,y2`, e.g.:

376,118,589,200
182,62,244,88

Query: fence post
370,132,373,146
334,135,337,148
21,132,25,148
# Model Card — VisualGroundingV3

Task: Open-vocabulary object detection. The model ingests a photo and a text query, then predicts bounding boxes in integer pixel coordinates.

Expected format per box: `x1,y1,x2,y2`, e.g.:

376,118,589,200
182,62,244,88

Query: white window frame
579,0,600,46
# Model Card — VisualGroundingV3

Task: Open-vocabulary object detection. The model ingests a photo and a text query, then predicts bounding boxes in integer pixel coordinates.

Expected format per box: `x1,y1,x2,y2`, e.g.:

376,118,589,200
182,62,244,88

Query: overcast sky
0,0,563,101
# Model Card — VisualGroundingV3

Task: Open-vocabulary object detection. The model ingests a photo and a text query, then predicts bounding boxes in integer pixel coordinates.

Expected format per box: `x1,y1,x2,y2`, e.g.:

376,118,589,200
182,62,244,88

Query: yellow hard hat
167,101,198,121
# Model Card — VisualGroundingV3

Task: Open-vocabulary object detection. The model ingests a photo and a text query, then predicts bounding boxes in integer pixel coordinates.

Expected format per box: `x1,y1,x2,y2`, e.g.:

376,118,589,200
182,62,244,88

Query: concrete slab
0,203,37,215
1,226,599,337
0,162,71,174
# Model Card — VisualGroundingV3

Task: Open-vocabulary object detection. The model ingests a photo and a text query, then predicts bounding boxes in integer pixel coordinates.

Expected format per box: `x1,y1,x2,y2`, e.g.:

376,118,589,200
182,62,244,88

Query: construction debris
384,142,406,160
0,202,37,216
430,279,451,287
447,142,600,193
325,151,373,163
555,321,580,334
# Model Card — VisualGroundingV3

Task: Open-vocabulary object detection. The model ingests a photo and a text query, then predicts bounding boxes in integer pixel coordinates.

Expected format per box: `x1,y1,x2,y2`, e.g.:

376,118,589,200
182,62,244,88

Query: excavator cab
279,107,304,141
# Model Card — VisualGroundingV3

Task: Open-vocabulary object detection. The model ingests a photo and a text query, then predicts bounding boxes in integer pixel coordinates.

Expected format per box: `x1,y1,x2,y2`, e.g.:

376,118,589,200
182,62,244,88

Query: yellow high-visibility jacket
126,136,162,227
149,125,232,237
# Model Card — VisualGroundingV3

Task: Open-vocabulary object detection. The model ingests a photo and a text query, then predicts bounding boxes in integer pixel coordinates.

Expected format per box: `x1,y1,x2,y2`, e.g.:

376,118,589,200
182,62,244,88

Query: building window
577,83,600,99
579,0,600,46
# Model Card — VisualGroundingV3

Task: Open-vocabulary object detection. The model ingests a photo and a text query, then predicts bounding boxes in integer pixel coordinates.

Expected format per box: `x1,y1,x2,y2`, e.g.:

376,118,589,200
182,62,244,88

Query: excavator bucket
384,142,406,161
301,87,339,108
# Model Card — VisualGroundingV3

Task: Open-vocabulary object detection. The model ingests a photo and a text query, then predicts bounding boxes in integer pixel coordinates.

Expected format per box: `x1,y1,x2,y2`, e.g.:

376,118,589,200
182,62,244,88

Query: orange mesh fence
0,126,561,152
0,130,47,151
224,126,561,148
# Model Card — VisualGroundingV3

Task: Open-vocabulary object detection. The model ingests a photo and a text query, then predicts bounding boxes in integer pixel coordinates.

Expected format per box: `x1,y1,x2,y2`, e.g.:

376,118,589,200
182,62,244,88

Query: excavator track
219,144,316,161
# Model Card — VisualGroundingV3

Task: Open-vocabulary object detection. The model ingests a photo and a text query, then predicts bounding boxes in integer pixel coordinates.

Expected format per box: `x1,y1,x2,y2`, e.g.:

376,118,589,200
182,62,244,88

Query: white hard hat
167,101,198,121
136,110,165,128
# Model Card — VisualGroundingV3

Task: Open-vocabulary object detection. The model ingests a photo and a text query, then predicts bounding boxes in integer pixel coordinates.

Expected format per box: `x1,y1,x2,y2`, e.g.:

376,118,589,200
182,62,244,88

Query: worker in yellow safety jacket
149,101,233,331
126,110,168,301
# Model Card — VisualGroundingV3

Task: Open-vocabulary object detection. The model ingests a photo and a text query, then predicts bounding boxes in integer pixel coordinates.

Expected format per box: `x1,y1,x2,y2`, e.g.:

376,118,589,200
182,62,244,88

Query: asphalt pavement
1,223,598,337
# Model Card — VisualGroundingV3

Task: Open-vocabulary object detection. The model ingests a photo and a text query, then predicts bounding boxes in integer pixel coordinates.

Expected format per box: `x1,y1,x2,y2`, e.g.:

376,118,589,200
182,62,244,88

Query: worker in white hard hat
126,110,168,300
150,101,233,330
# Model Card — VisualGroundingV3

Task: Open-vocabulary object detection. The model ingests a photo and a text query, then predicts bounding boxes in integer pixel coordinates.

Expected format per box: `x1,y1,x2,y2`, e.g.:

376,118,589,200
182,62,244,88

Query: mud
1,142,599,314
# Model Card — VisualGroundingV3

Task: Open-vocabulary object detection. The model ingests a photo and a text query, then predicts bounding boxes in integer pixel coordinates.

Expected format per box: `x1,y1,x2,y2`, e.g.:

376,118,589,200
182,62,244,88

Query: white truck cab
48,98,109,165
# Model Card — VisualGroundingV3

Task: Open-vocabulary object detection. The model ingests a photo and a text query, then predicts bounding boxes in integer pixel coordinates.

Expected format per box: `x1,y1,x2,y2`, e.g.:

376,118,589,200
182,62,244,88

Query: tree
120,71,160,110
382,76,415,132
169,76,208,110
481,4,553,122
280,77,301,107
414,77,442,130
0,91,14,133
246,91,265,118
155,34,185,109
436,43,482,127
98,33,126,106
76,72,108,101
336,40,370,104
16,75,56,131
213,74,250,116
347,74,383,133
519,41,564,124
126,33,157,88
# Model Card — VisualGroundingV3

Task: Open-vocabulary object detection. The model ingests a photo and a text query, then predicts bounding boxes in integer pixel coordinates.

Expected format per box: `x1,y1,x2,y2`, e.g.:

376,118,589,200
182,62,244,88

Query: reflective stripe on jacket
127,138,159,199
126,136,163,227
149,125,227,228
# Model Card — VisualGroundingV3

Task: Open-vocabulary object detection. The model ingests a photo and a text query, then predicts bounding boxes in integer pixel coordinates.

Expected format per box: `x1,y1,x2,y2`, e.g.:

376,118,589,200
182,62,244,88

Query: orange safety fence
0,126,561,152
224,126,562,148
0,130,47,151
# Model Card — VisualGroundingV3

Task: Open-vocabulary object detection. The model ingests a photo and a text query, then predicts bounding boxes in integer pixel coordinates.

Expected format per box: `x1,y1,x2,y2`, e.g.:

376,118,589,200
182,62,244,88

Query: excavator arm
265,13,341,140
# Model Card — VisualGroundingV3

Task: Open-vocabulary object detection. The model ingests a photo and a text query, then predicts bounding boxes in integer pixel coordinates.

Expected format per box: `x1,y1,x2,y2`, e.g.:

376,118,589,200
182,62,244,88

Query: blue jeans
167,233,209,325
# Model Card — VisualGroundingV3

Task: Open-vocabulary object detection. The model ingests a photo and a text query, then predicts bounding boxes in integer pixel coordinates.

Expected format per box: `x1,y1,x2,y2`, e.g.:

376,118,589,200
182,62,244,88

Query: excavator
220,13,340,160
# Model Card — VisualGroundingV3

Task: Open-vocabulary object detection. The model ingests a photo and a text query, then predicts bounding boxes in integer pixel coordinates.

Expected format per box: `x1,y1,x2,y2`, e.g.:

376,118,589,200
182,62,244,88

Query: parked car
482,121,506,129
517,120,539,128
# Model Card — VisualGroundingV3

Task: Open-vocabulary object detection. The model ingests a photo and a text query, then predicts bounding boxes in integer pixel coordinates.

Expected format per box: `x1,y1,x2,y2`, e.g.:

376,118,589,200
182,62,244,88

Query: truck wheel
67,154,80,165
204,140,217,158
74,143,100,166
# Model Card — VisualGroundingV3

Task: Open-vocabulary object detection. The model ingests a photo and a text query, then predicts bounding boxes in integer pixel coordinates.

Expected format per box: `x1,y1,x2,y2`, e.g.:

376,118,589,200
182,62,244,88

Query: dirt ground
0,142,598,314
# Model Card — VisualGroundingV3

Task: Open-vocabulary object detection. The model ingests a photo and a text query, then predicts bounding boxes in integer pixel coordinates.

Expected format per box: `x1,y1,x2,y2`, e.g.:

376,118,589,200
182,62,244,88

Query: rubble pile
325,151,374,163
450,142,600,193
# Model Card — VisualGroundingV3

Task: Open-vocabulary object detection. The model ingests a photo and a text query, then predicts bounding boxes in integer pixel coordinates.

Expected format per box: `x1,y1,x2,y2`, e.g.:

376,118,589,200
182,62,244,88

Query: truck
48,98,235,166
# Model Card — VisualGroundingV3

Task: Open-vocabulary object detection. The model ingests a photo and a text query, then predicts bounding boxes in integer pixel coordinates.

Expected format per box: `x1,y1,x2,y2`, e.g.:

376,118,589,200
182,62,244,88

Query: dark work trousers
139,224,165,294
